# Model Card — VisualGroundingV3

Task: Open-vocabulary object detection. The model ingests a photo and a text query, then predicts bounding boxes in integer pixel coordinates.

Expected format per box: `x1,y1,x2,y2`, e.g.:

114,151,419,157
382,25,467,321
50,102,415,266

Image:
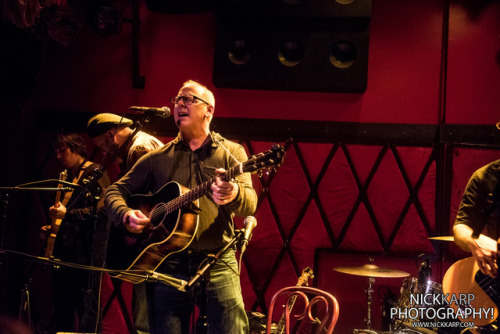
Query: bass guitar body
443,257,499,329
108,181,199,284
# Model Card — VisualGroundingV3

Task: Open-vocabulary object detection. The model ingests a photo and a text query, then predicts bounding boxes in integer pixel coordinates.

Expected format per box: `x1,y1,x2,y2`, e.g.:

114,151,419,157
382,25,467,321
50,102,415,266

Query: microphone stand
0,183,85,327
185,229,245,334
3,114,160,331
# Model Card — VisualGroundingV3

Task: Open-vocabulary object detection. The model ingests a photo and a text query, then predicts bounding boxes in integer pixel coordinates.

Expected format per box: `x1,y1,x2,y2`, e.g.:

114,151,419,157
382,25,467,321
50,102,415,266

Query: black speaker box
217,0,372,19
212,1,371,93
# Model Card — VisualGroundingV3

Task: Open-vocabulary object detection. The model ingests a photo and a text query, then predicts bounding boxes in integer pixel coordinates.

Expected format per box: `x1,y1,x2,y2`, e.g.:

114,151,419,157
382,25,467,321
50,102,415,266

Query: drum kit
333,236,463,334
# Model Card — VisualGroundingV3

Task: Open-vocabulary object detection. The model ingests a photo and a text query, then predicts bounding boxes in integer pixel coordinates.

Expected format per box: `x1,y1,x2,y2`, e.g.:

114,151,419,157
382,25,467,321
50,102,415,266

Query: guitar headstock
59,169,68,182
242,144,286,175
297,266,314,287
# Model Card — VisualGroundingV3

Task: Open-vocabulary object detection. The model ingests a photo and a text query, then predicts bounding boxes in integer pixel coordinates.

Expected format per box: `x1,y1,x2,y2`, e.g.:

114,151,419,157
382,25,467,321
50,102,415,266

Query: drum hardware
333,262,411,279
334,258,410,334
393,255,444,333
381,286,397,331
428,236,454,242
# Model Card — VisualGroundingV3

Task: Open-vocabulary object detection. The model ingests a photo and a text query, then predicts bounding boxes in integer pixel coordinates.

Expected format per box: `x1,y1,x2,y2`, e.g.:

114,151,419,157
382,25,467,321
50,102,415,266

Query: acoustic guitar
442,256,499,328
109,144,285,283
44,169,68,258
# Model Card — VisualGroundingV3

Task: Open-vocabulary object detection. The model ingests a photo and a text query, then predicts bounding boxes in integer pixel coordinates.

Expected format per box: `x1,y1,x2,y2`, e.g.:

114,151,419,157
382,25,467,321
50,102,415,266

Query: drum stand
334,258,409,334
353,276,379,334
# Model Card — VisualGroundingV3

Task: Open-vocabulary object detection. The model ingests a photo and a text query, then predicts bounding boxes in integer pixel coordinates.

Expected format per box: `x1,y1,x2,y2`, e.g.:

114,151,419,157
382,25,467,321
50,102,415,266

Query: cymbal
333,264,410,278
428,236,454,241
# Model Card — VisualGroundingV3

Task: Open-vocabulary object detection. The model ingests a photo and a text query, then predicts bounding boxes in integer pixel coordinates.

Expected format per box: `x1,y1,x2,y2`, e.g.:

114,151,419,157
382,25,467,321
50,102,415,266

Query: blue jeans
147,248,248,334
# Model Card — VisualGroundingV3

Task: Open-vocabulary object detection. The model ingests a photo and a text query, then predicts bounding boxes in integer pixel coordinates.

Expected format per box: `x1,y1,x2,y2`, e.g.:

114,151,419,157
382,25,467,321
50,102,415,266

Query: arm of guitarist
453,224,498,278
48,169,111,226
105,152,152,232
453,167,498,278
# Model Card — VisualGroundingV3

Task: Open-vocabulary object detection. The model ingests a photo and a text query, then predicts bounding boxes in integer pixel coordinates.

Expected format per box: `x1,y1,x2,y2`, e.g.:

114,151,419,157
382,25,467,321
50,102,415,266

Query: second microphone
129,106,171,118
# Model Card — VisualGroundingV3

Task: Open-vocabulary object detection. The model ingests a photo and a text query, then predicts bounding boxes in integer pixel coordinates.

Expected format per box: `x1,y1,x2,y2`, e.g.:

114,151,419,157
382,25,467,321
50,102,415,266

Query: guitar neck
276,295,299,334
45,170,68,258
164,164,242,213
149,144,284,217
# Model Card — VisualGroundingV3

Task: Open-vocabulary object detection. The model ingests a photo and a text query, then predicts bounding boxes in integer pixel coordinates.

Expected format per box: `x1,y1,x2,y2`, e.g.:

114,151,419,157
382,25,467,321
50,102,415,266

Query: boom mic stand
0,183,84,326
1,113,155,330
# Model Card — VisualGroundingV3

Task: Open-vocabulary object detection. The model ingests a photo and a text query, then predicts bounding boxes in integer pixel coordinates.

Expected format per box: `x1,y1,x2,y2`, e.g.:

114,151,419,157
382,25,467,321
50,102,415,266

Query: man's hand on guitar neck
212,168,239,206
123,210,150,234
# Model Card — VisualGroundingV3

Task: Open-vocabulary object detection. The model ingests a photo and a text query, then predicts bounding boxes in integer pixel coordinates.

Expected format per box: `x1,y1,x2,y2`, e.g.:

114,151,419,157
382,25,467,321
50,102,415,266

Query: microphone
128,106,171,118
147,270,188,292
240,216,257,254
418,256,431,286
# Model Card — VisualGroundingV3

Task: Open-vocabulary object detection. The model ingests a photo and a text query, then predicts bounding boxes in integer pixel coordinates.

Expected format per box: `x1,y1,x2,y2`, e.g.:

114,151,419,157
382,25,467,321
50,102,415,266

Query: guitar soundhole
149,203,168,231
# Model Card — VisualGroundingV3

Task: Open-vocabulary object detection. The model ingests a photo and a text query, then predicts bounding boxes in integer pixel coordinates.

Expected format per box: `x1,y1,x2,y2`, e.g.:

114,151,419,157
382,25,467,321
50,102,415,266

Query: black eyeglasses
170,95,210,106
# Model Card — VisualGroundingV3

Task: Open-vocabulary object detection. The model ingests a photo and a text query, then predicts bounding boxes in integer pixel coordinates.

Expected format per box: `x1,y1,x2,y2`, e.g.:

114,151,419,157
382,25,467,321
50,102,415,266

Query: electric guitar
442,257,499,328
275,267,314,334
108,144,285,283
44,169,68,258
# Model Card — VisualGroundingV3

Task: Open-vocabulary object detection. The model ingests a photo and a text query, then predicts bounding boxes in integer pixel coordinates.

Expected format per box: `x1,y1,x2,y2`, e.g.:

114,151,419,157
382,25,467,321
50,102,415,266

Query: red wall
447,2,500,124
32,2,500,125
31,0,496,125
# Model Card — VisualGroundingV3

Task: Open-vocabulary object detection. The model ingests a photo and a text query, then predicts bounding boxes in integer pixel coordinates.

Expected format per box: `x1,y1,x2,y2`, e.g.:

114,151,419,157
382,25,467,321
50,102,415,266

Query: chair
266,286,340,334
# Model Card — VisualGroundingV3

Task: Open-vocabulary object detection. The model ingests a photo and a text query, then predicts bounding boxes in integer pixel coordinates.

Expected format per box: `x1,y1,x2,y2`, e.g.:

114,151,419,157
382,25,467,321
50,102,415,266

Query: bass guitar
109,144,285,283
442,256,499,328
44,169,68,258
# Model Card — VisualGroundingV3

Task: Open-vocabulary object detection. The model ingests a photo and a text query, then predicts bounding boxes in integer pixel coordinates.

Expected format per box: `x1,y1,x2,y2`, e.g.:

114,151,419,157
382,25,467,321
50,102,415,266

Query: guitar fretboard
155,163,242,217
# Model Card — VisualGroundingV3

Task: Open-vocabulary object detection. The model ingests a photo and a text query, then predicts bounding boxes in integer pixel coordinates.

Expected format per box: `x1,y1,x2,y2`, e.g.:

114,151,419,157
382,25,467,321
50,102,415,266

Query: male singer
105,80,257,333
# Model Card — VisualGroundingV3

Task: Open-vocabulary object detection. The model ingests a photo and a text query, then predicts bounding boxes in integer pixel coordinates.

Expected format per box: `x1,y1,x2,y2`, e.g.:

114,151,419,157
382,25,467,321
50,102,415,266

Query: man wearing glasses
105,80,257,333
